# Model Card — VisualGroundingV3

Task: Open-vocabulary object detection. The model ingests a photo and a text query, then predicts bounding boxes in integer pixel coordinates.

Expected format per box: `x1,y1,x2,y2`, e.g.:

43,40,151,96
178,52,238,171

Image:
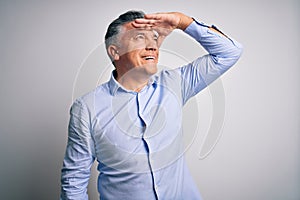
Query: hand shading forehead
121,22,159,38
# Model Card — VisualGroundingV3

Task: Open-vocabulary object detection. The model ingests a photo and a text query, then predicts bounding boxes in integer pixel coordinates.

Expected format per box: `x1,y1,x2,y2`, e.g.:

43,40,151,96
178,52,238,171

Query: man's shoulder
154,68,182,83
72,81,111,107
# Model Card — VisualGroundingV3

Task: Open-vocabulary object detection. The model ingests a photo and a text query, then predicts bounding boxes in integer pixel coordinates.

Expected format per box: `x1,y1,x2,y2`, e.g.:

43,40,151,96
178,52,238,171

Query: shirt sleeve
180,20,243,104
60,99,95,200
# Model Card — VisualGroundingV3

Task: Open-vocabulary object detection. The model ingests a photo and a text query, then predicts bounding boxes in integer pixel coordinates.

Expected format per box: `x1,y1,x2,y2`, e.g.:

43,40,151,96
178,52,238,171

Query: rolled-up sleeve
180,20,243,104
60,99,95,200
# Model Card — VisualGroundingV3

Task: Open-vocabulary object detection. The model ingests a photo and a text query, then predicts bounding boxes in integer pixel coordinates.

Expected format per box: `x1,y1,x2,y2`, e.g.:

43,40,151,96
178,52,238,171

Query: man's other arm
60,99,95,200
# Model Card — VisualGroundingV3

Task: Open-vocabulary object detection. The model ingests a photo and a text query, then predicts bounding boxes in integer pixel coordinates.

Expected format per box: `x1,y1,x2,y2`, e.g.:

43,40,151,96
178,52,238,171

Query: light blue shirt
61,20,243,200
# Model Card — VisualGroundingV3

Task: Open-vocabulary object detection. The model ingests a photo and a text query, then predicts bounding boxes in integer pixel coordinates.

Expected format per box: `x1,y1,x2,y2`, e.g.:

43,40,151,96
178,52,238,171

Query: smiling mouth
144,56,156,60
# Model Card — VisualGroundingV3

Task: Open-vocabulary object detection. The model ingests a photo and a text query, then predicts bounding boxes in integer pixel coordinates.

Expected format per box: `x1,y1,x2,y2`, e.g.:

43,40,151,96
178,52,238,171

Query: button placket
137,92,161,199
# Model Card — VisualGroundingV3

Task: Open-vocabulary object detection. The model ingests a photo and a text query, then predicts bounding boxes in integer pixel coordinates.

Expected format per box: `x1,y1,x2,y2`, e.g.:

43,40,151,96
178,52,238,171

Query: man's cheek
128,43,145,52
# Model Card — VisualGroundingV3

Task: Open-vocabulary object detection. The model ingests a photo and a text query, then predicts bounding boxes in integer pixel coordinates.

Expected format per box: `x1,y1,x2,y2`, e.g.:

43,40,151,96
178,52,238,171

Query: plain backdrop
0,0,299,200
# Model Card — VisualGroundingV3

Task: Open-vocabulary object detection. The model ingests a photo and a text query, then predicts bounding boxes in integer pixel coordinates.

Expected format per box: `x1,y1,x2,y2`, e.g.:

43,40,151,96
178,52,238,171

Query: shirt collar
108,70,157,96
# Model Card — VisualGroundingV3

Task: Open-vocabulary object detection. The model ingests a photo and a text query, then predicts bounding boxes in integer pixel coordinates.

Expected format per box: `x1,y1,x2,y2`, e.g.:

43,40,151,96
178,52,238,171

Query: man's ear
108,45,120,61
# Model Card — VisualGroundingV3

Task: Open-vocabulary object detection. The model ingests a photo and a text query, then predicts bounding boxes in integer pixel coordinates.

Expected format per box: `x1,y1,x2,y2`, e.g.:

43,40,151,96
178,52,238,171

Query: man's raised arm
133,12,243,103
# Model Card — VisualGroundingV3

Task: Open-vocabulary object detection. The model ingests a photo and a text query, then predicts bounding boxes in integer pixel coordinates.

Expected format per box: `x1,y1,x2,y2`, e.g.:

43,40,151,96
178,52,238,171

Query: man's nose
145,38,157,51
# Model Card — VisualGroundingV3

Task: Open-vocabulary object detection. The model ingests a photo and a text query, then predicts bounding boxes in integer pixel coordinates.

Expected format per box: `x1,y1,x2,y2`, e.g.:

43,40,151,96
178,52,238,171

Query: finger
134,18,157,24
144,13,162,20
131,21,154,29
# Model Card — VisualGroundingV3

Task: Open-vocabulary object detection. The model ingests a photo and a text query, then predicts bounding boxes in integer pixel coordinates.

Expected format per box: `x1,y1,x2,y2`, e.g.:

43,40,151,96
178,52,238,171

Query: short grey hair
104,10,145,50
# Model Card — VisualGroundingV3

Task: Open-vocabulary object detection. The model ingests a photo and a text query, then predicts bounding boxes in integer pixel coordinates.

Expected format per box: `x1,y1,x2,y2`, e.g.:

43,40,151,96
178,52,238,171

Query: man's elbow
234,43,243,61
231,44,243,66
217,44,243,69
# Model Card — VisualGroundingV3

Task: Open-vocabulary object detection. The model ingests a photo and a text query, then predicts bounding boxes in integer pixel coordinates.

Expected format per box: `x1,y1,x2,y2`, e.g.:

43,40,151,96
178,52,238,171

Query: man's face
115,22,159,76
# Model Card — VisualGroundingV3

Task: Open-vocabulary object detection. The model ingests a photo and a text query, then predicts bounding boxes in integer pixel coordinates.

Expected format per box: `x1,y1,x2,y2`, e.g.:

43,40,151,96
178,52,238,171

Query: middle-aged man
61,10,243,200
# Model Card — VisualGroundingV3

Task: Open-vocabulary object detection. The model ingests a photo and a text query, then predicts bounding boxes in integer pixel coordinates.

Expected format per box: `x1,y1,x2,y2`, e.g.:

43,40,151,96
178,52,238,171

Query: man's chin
122,64,158,79
143,62,157,70
143,63,158,75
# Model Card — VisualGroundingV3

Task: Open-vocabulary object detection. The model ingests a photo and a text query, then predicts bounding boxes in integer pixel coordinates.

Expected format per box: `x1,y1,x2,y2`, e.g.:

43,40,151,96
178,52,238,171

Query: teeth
145,56,155,60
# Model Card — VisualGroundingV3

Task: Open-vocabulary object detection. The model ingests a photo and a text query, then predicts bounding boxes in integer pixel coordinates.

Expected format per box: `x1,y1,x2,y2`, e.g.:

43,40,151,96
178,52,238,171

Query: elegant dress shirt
61,19,243,200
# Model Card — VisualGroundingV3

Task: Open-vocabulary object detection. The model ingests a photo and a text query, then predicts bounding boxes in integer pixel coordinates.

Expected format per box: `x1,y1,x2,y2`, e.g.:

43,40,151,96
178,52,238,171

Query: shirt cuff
183,20,209,41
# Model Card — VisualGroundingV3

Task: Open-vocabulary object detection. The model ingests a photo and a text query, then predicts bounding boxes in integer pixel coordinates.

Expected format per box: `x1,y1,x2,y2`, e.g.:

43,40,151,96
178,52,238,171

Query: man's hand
132,12,193,46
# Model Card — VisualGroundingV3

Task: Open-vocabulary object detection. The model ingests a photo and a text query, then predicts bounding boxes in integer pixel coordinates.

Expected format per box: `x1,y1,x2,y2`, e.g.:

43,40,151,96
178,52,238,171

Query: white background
0,0,299,199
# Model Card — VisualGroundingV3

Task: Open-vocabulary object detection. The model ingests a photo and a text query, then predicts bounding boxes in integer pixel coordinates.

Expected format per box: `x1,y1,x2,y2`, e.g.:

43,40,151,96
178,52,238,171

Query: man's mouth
144,56,156,61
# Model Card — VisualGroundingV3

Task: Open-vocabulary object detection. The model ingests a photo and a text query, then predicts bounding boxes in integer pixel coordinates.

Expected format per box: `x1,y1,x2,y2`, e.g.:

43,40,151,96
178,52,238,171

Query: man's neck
115,70,151,92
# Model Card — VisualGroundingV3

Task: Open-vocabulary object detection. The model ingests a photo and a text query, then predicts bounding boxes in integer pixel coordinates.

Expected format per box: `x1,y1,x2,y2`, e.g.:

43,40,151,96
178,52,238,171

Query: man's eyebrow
152,30,159,38
130,30,146,36
135,31,145,35
132,30,159,38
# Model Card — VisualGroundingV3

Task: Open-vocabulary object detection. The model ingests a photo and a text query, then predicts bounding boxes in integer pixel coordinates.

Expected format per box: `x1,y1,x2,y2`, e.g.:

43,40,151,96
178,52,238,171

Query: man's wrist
177,13,193,30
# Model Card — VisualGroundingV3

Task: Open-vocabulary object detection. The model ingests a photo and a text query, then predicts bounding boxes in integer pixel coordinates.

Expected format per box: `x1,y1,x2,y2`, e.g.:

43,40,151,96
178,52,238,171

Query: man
60,10,242,200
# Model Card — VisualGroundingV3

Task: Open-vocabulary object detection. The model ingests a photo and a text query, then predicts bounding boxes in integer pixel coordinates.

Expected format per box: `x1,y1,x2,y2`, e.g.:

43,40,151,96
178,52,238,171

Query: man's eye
135,34,145,40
